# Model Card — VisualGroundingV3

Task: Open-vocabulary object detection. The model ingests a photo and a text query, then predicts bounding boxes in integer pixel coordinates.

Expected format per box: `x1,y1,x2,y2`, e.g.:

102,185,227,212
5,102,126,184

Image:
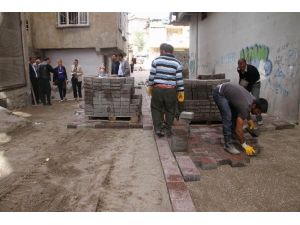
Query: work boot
224,144,240,154
155,130,164,138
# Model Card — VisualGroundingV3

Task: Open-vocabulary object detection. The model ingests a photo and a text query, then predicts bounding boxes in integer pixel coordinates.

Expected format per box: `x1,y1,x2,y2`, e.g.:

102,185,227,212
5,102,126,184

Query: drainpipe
195,13,199,77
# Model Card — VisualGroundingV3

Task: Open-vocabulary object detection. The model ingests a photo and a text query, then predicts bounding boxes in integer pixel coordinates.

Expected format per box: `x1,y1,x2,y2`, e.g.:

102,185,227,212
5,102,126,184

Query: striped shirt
148,54,184,91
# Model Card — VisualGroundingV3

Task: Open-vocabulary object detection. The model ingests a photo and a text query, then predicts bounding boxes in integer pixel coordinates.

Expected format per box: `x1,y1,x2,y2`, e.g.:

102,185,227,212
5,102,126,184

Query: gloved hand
146,86,153,96
177,91,184,103
248,120,255,130
242,142,256,156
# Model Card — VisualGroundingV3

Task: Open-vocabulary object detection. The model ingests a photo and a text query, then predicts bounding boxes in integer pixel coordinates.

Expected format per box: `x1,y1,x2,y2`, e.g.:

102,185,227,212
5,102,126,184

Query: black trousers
57,80,67,100
31,77,40,104
151,87,177,133
71,77,82,98
39,79,51,104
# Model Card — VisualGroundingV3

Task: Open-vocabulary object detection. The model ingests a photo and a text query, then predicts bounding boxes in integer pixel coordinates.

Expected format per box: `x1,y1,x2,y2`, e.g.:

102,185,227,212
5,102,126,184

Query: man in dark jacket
111,53,120,75
29,57,40,104
237,58,263,124
38,57,55,105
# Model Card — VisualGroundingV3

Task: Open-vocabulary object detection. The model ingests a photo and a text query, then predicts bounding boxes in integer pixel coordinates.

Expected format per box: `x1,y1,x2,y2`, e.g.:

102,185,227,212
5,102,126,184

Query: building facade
0,12,30,109
27,12,128,76
173,12,300,123
0,12,129,108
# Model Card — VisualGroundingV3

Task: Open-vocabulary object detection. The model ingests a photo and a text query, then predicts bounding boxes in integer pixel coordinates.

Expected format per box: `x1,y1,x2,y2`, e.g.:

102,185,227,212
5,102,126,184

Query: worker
237,58,263,125
212,82,268,155
147,43,184,137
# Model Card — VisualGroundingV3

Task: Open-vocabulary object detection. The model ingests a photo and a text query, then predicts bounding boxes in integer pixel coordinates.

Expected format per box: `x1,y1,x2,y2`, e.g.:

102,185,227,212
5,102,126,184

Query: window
57,12,89,27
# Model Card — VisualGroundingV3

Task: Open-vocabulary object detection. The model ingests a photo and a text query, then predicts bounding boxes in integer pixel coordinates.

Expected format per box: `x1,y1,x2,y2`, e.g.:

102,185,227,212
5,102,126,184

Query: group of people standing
29,57,83,105
111,52,131,77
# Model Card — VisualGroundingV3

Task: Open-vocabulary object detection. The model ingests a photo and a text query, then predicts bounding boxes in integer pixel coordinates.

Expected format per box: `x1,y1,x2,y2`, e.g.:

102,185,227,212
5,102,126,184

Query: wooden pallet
87,115,139,123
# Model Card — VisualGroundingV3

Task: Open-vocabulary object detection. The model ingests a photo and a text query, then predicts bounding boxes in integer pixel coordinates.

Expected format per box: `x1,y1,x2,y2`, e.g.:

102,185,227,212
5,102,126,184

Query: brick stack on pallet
83,76,142,120
184,74,229,122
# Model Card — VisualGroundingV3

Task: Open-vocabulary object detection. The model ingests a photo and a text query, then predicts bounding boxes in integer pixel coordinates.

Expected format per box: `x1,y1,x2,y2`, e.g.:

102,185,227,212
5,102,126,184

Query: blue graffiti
264,60,273,76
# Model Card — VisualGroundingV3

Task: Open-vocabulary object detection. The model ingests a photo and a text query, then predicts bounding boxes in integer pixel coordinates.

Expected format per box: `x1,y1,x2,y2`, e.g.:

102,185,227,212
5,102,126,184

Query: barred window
57,12,89,27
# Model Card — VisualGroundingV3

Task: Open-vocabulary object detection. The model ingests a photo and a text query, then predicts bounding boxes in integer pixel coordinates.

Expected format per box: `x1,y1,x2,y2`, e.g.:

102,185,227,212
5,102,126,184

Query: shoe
155,130,164,137
47,102,52,105
224,144,240,154
60,99,63,102
63,98,67,101
257,120,264,126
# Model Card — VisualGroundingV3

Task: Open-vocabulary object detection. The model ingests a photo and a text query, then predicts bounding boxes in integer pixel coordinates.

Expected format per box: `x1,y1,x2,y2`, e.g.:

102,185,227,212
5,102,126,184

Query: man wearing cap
37,57,55,105
147,43,184,137
212,82,268,155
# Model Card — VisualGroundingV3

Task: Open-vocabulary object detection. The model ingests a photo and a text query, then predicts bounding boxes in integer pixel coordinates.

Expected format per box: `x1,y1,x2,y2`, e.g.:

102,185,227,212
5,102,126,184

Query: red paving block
155,137,184,183
175,155,201,182
198,156,218,170
167,182,196,212
166,182,192,200
191,156,218,170
171,199,197,212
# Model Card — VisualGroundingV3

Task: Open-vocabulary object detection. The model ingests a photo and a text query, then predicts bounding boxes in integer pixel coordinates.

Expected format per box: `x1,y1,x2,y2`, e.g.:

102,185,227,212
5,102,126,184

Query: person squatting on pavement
237,58,263,125
53,59,68,102
147,43,185,137
212,82,268,155
71,59,84,101
38,57,55,106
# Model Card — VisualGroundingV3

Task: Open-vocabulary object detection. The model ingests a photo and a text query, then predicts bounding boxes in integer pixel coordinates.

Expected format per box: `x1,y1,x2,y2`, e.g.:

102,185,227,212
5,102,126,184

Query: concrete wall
29,12,125,51
189,12,300,123
0,13,31,109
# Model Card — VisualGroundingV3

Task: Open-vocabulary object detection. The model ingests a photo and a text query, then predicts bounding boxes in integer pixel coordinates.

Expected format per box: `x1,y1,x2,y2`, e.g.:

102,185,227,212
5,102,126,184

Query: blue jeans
212,86,237,147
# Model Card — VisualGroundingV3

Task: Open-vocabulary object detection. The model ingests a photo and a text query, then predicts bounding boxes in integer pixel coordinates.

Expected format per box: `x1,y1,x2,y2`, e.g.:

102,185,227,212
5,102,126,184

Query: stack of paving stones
84,76,142,120
183,75,230,122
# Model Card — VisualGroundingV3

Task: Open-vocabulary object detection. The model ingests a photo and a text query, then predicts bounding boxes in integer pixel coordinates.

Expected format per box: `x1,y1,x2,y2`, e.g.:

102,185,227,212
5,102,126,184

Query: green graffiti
240,44,269,62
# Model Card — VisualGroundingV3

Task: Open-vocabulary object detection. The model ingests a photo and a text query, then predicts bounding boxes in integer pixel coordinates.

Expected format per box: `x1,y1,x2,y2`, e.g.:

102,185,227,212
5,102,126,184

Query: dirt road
0,101,172,211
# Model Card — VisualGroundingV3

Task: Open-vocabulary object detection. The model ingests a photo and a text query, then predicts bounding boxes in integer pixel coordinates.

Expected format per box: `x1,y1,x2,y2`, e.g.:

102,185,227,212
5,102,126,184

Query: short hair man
213,82,268,155
111,53,120,75
148,43,184,137
118,52,130,77
237,58,263,124
37,57,55,105
29,56,40,105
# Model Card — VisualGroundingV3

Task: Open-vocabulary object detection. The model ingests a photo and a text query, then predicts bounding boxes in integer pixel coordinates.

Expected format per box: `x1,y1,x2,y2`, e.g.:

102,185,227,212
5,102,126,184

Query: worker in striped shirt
147,43,185,137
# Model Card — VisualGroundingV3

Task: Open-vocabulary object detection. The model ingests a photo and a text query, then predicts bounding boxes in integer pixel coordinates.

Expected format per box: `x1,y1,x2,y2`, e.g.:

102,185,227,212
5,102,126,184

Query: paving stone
155,137,184,183
170,135,188,152
272,120,295,130
229,154,250,167
175,155,201,182
198,156,218,170
67,123,77,129
167,181,195,204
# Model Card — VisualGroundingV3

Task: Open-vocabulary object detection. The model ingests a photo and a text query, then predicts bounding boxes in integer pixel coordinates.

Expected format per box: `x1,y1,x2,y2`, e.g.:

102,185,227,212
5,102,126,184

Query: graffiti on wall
240,44,273,76
264,42,299,97
189,52,196,76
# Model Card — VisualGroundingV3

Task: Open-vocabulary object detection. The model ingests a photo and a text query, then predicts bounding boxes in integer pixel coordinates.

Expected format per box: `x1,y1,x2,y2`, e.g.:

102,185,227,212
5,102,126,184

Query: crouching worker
212,82,268,155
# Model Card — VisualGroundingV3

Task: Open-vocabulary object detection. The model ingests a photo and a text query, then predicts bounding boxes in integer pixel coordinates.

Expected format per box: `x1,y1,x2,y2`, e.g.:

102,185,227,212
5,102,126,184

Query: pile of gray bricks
83,76,142,118
184,75,230,122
